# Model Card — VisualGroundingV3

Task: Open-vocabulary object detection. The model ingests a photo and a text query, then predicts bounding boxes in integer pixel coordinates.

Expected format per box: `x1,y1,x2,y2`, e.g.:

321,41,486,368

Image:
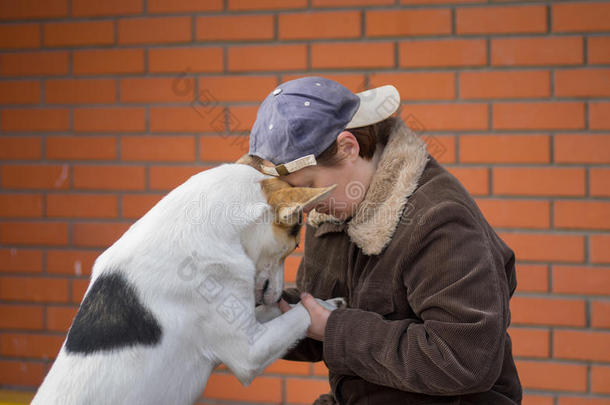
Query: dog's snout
262,279,269,294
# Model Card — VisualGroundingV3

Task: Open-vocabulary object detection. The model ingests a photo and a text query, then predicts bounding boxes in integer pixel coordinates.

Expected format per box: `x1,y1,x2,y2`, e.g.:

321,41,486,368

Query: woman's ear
336,131,360,162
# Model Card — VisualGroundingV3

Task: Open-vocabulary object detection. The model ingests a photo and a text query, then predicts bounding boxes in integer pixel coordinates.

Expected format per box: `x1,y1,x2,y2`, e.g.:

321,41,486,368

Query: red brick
457,5,546,34
0,81,40,105
0,194,43,218
150,106,226,133
47,249,99,276
499,232,585,262
559,398,610,405
370,72,455,101
0,221,68,246
493,102,584,130
553,2,610,33
1,164,69,190
460,70,550,99
508,327,549,358
227,105,258,132
284,255,301,284
121,135,196,162
592,366,610,395
592,300,610,328
0,248,43,273
203,373,282,402
122,194,164,219
46,79,116,104
72,0,142,16
0,0,67,20
475,199,549,229
590,102,610,130
0,276,69,303
72,279,89,302
515,264,549,293
46,135,116,160
366,9,451,37
445,167,489,196
1,333,63,359
73,49,144,75
0,51,68,76
401,104,488,131
148,47,223,73
421,135,455,163
0,24,40,49
228,0,307,10
229,44,307,72
492,167,585,196
460,134,549,163
198,15,274,41
280,11,360,40
492,37,583,66
0,304,44,330
311,42,394,69
0,360,45,387
591,235,610,264
200,135,249,162
46,194,118,219
511,296,585,327
523,394,554,405
46,305,78,332
400,39,486,68
264,359,309,376
283,73,366,93
555,201,610,230
73,165,146,191
286,378,331,404
313,362,328,376
553,265,610,295
555,69,610,98
149,165,209,190
1,108,69,132
589,37,610,64
118,17,191,45
401,0,483,3
591,168,610,197
73,222,131,248
516,360,586,392
120,77,194,103
148,0,222,13
555,134,610,163
554,330,610,362
198,76,277,102
74,108,146,133
44,21,114,47
0,136,41,159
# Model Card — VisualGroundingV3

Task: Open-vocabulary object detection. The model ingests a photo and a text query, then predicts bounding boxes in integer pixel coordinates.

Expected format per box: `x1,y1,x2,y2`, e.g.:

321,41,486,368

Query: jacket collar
307,120,429,255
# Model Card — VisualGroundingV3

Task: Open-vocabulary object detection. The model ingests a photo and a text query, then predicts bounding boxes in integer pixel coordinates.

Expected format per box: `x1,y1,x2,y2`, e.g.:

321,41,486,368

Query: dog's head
242,175,335,306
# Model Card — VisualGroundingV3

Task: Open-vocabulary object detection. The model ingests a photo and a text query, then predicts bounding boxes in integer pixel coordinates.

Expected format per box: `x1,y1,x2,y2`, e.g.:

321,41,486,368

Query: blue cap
249,76,400,176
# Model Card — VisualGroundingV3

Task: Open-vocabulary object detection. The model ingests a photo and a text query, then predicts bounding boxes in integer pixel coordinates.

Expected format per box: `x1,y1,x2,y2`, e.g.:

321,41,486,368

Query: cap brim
345,85,400,129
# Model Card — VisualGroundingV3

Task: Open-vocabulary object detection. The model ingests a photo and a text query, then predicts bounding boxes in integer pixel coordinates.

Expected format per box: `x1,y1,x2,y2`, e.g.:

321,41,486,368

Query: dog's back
32,164,269,405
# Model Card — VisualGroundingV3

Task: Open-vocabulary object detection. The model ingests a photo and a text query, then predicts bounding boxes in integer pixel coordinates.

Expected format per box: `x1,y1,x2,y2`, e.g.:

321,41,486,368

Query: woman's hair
316,115,398,166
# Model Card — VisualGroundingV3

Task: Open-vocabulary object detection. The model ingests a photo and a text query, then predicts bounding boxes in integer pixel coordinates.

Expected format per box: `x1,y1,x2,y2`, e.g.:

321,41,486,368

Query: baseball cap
249,76,400,177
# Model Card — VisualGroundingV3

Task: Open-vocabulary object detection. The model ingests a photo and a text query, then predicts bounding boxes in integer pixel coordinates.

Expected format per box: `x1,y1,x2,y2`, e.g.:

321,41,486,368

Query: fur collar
307,120,429,255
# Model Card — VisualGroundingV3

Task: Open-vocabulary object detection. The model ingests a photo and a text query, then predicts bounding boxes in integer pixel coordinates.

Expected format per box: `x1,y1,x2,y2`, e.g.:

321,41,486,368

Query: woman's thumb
300,292,317,311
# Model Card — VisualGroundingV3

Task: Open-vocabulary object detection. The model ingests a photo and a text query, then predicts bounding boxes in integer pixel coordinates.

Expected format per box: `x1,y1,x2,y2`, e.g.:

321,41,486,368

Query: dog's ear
261,178,336,225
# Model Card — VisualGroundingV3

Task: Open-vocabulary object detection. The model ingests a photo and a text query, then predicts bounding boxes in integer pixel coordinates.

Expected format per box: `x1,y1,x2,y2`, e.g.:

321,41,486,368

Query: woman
246,76,522,404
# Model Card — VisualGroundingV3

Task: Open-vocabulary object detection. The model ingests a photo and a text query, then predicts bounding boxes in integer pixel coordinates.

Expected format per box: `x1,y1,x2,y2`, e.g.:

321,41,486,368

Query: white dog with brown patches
32,163,343,405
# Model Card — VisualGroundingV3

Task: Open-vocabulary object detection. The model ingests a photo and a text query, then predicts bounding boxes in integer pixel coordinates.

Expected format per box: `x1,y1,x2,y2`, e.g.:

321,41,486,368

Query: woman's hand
299,292,330,341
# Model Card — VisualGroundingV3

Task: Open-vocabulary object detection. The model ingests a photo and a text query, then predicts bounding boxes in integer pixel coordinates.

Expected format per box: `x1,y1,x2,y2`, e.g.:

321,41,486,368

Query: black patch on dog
65,272,162,354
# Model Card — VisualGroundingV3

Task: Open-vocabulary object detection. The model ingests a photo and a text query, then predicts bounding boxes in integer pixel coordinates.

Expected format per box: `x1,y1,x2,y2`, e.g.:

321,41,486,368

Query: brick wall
0,0,609,404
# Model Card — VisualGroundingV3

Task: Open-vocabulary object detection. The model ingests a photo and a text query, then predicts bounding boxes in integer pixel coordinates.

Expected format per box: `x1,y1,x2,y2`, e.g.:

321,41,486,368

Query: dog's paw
316,297,347,311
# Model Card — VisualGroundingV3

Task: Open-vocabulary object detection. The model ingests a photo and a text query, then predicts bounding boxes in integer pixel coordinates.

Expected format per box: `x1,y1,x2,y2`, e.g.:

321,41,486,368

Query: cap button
273,88,282,95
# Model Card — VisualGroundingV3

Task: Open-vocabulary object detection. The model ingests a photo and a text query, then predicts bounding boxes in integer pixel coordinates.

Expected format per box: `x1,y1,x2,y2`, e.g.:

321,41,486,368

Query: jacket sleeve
322,202,509,395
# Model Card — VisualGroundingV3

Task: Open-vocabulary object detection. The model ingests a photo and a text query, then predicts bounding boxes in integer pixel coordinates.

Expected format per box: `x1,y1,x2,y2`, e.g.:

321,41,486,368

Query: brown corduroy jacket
282,122,522,405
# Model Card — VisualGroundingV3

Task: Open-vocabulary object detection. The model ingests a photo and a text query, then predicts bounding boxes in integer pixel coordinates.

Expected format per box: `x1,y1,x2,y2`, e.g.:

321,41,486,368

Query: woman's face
279,132,379,221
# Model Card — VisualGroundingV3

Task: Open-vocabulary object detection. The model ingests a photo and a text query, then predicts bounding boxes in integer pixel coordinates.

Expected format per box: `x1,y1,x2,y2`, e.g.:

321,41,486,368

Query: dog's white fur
32,164,341,405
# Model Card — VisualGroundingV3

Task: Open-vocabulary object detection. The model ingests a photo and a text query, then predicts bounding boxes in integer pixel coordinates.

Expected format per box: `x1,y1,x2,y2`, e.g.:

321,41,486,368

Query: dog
32,163,344,405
